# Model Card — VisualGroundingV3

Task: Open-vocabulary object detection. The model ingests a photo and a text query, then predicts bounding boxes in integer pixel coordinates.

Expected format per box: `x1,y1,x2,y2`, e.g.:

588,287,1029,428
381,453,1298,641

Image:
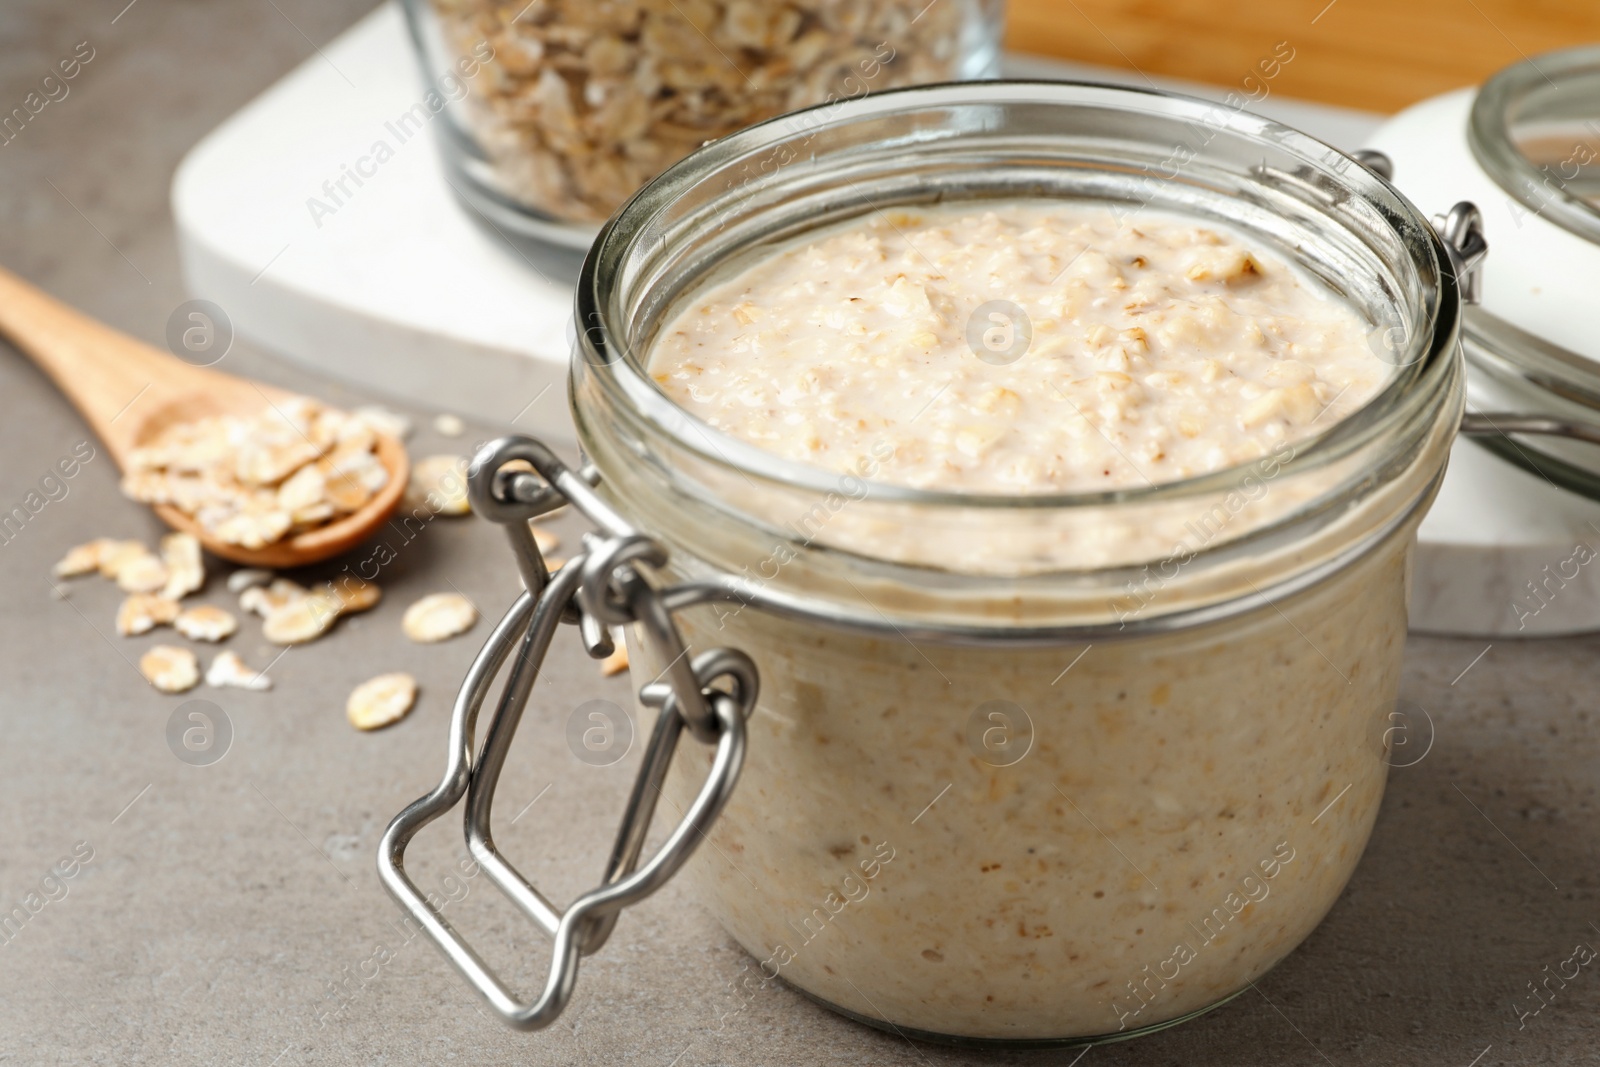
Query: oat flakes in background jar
401,0,1004,240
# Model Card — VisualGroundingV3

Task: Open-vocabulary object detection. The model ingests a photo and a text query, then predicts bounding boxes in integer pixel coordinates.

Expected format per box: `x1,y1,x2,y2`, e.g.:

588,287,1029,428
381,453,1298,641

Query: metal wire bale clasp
377,435,759,1031
1434,201,1488,306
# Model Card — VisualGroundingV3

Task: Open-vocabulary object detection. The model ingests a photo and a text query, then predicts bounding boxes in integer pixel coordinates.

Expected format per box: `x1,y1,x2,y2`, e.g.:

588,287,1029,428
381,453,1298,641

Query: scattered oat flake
158,532,204,600
263,594,342,645
433,413,465,437
402,593,479,643
240,578,309,618
324,576,381,614
226,568,275,594
117,594,180,636
140,645,200,693
54,539,112,577
116,552,169,595
347,672,418,730
174,605,238,642
409,455,471,516
600,636,629,677
206,650,272,691
97,540,149,579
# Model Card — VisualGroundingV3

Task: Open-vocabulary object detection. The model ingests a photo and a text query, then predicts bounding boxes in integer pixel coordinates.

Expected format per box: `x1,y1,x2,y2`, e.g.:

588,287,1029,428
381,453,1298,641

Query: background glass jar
1458,45,1600,494
401,0,1005,239
570,82,1466,1044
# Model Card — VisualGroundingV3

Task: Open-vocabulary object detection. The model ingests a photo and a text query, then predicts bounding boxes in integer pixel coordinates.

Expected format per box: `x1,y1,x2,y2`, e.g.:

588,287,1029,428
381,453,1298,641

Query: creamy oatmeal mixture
626,199,1422,1040
649,202,1390,493
650,532,1409,1039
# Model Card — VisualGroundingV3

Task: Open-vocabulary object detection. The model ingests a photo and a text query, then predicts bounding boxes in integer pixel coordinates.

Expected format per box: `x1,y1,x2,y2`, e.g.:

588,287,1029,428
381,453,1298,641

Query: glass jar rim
576,78,1460,513
568,78,1464,636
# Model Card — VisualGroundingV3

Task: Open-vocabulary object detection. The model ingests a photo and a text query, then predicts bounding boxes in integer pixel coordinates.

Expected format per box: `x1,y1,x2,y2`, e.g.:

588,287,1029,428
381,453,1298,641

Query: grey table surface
2,2,1598,1065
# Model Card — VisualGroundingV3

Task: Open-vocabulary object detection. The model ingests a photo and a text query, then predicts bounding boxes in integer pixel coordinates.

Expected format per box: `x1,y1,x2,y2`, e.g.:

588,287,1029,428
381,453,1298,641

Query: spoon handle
0,266,214,464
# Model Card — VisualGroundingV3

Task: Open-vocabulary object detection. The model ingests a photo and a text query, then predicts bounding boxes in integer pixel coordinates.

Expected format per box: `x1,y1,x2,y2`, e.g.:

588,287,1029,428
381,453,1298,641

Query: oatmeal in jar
651,533,1407,1039
649,202,1389,492
623,197,1430,1040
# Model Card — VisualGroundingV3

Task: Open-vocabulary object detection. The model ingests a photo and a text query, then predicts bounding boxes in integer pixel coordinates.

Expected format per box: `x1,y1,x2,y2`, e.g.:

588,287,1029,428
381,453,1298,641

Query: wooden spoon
0,266,410,568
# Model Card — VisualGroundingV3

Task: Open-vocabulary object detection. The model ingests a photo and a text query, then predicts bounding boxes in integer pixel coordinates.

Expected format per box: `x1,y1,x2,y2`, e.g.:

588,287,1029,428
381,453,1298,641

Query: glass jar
562,81,1465,1043
401,0,1005,243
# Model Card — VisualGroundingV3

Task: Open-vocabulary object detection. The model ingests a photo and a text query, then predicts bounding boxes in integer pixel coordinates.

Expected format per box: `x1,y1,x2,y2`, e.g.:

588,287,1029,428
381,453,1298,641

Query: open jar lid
1369,45,1600,496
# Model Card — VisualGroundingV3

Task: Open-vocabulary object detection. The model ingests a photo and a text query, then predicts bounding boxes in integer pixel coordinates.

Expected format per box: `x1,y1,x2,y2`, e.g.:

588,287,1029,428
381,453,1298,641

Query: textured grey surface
1,3,1599,1064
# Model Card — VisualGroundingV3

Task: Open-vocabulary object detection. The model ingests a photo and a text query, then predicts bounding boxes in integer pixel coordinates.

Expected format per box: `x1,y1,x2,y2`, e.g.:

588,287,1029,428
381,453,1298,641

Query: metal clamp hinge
1434,201,1488,306
377,435,759,1031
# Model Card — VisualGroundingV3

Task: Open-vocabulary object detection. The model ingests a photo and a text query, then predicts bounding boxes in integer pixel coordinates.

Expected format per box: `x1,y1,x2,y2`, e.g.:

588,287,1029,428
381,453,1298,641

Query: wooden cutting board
1005,0,1600,113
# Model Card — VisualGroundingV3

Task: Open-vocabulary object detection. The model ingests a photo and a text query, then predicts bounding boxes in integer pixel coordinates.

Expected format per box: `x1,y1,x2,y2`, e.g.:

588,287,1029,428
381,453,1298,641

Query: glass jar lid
1471,45,1600,247
1371,45,1600,498
1465,46,1600,493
